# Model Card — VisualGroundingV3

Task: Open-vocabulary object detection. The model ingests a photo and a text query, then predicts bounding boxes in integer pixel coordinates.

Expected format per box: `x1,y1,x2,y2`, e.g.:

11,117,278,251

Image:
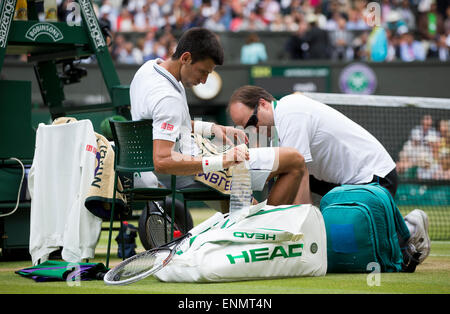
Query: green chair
106,119,174,268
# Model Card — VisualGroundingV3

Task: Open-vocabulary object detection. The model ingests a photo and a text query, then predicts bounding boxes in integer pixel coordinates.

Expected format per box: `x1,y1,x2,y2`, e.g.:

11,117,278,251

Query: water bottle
44,0,57,22
14,0,28,21
229,160,252,213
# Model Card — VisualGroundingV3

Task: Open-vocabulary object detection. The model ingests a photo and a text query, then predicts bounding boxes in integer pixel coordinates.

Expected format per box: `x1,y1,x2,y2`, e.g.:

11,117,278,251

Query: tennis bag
154,202,327,282
319,183,410,273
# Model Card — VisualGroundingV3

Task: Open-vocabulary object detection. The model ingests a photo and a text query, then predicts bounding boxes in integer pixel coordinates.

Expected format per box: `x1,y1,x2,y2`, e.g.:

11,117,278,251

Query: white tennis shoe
404,209,431,264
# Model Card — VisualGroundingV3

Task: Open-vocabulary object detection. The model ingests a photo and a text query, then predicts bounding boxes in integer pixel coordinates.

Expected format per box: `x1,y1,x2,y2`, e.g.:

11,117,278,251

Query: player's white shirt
273,93,396,184
130,58,275,191
130,58,199,156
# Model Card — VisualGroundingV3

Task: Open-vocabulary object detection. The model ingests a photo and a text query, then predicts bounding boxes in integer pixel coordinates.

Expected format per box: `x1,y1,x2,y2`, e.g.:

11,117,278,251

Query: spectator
142,30,157,58
144,40,165,62
325,11,343,31
285,20,310,59
238,10,268,31
411,115,440,146
329,15,354,60
240,33,268,64
304,14,331,59
386,10,410,36
93,0,450,64
386,29,401,61
346,8,369,31
312,6,328,30
132,38,145,64
427,33,450,60
417,0,445,41
134,2,152,32
445,4,450,34
118,41,139,64
200,0,218,20
99,3,116,32
352,31,370,60
260,0,281,24
110,33,126,60
230,13,244,31
436,148,450,180
367,26,389,62
116,8,135,32
204,11,227,31
381,0,394,26
284,13,300,31
270,13,287,31
399,0,417,31
438,119,450,157
399,32,427,61
397,130,435,179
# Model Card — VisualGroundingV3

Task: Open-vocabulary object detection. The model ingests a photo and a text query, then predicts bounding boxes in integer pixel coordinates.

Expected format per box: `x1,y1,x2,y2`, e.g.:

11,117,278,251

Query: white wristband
194,121,214,138
202,155,223,173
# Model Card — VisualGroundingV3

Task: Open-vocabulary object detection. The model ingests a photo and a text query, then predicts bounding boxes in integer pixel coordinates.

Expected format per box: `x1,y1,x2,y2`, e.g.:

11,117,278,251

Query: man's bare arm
153,139,249,175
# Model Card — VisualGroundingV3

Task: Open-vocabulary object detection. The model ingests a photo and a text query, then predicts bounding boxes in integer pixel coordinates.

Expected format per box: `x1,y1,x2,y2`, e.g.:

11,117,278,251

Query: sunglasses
244,105,259,129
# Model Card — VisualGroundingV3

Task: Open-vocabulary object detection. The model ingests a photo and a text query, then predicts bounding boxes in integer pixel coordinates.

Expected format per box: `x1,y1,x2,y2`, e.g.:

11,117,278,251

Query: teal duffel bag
320,183,410,273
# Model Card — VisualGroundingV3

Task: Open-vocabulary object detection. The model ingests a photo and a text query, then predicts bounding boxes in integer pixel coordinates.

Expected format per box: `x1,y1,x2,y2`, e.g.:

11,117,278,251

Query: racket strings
107,249,171,282
148,213,171,247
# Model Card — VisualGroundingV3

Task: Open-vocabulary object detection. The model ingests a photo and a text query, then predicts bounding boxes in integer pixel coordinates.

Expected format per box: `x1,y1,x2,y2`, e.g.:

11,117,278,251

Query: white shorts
248,147,275,191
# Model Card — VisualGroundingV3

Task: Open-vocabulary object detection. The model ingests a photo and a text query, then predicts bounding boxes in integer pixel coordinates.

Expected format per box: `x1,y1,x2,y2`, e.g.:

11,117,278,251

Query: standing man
130,28,305,206
228,85,430,265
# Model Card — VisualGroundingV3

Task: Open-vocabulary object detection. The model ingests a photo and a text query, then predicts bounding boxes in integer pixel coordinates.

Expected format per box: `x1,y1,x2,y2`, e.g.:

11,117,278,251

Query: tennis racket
103,232,191,286
139,201,177,250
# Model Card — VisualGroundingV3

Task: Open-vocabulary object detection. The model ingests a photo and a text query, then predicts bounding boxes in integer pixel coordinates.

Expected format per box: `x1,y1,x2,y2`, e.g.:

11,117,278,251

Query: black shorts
309,168,398,198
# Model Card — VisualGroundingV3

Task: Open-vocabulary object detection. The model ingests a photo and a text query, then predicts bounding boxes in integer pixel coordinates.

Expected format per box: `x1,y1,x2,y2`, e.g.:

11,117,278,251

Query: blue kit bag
320,183,410,273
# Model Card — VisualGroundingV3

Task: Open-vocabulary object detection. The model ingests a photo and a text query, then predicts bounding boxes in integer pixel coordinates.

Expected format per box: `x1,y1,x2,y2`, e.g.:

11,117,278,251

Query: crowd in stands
397,115,450,180
61,0,450,64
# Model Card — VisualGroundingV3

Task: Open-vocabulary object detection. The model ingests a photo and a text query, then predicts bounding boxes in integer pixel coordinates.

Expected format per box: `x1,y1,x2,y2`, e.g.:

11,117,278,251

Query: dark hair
228,85,275,110
172,28,224,65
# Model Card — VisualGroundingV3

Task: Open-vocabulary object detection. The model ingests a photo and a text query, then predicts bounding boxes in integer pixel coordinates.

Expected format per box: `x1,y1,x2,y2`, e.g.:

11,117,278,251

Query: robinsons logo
25,22,64,42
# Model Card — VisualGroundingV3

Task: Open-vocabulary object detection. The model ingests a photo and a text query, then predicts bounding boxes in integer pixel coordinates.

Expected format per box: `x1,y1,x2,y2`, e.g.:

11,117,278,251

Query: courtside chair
106,119,175,269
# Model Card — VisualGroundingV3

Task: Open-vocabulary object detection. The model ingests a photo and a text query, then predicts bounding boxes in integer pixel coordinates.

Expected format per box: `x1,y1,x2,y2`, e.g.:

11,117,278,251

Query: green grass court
1,208,449,294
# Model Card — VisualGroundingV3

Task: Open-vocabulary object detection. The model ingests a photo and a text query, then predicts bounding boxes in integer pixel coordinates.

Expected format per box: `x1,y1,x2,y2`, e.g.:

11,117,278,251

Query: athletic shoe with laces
404,209,431,265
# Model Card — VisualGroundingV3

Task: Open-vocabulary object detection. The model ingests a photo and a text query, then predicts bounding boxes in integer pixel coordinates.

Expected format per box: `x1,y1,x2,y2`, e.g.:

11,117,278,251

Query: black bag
115,222,137,259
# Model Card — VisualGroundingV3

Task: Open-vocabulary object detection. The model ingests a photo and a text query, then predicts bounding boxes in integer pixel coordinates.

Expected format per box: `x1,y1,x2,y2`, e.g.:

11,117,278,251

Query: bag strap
188,228,303,252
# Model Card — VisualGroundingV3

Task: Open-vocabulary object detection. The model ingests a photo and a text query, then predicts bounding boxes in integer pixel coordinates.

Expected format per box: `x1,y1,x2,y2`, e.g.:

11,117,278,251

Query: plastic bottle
14,0,28,21
229,161,252,213
44,0,58,22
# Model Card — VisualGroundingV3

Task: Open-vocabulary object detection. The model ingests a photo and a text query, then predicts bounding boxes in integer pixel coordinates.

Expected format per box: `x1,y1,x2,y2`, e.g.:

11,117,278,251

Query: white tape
194,121,214,138
202,155,223,173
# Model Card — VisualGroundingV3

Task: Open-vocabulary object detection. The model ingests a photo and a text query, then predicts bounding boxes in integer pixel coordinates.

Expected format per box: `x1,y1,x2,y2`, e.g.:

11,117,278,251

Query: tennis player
228,85,431,267
130,28,305,206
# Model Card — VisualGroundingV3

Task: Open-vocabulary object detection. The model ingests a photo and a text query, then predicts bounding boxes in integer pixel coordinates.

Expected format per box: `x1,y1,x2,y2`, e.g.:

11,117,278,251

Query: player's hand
211,124,248,147
222,144,249,169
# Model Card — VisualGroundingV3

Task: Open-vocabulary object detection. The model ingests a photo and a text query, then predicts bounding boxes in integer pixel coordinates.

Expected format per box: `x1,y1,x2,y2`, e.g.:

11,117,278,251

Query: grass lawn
1,208,449,295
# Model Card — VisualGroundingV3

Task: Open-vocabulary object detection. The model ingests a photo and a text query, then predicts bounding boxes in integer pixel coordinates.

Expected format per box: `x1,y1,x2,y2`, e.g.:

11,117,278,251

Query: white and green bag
154,202,327,282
